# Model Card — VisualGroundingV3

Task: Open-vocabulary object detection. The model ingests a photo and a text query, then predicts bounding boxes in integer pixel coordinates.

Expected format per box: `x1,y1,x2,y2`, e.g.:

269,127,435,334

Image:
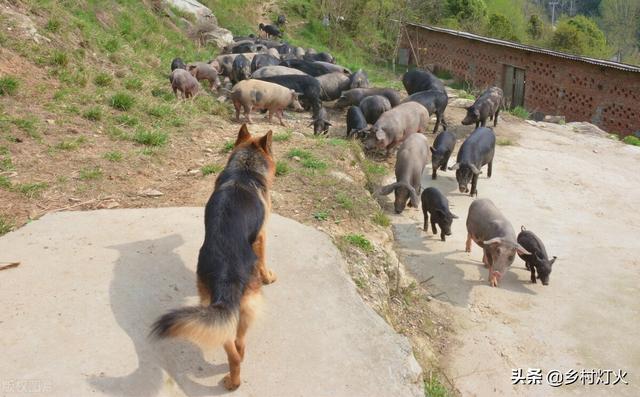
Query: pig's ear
483,237,503,246
375,128,386,140
378,183,398,196
448,162,460,170
549,256,557,266
470,164,482,175
516,243,532,256
235,124,252,146
259,130,273,154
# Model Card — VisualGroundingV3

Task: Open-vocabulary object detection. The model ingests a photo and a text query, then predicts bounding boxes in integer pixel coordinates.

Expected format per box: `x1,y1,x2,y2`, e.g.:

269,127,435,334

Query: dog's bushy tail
150,304,239,348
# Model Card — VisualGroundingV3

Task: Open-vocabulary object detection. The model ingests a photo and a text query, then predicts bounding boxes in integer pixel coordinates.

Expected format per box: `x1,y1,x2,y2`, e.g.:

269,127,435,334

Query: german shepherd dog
150,124,277,390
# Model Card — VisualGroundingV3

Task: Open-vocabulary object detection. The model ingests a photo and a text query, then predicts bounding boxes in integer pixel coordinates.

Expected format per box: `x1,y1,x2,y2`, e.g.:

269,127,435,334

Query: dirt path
383,116,640,396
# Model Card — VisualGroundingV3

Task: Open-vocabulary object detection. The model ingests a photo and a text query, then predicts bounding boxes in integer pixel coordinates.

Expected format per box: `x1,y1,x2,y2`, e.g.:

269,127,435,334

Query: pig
188,63,221,90
335,88,401,108
316,72,351,101
466,198,531,287
310,107,332,135
350,69,369,88
517,226,557,285
250,54,281,72
421,187,458,241
430,130,456,179
276,14,287,26
363,102,429,156
251,65,307,78
230,79,303,126
169,69,199,99
313,61,351,75
359,95,391,124
215,53,258,77
171,57,186,71
378,133,429,213
226,40,266,54
258,23,282,39
346,106,368,138
401,90,449,133
230,54,251,84
462,87,504,128
402,69,445,95
294,47,305,59
253,74,322,112
265,47,280,59
304,52,335,63
276,43,294,55
207,59,221,74
449,127,495,196
280,59,332,76
255,38,282,48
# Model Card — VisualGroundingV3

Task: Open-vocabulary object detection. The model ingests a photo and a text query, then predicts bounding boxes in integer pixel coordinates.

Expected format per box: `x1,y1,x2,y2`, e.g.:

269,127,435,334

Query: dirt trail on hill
383,112,640,396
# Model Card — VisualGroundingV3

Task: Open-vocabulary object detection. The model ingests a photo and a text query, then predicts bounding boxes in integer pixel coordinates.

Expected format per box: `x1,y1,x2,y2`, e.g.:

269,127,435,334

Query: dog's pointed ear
235,124,252,147
259,130,273,154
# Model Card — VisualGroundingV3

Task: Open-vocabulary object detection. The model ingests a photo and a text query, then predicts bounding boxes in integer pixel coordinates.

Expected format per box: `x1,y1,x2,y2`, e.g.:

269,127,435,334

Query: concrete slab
0,209,422,397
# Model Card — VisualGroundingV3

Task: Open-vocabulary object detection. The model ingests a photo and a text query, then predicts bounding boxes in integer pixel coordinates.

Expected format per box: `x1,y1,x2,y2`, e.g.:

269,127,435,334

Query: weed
140,147,157,156
133,129,167,146
50,51,68,67
55,136,86,150
0,215,12,236
0,175,11,189
623,135,640,146
287,148,312,159
496,138,513,146
12,117,39,138
354,277,366,289
79,167,103,180
45,19,61,33
94,72,112,87
109,92,135,111
424,373,449,397
151,87,175,102
275,160,290,176
83,106,102,121
509,106,530,119
0,76,19,96
201,164,223,176
372,210,390,227
103,151,123,162
103,38,120,53
124,77,143,91
274,130,292,142
17,182,47,198
313,211,329,221
327,138,348,147
147,104,172,118
301,157,327,169
108,126,131,141
114,114,138,127
221,141,235,153
363,160,387,176
344,233,373,252
336,192,354,210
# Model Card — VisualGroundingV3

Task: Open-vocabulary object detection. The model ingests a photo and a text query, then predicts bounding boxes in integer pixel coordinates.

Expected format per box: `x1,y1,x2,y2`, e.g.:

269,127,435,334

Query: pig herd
167,30,556,288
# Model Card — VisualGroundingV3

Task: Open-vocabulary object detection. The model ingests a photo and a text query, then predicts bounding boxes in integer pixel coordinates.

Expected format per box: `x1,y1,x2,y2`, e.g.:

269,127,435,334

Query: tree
550,15,610,58
527,14,543,40
445,0,488,32
486,13,519,41
599,0,640,62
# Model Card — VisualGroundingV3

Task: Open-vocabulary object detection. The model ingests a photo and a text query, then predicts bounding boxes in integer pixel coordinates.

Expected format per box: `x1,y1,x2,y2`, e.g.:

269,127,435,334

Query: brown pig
169,69,199,99
188,62,221,90
363,102,429,156
230,79,303,126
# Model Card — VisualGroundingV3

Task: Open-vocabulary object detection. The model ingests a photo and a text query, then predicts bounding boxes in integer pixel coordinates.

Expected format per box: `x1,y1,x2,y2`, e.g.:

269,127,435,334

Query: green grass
83,106,102,121
0,76,19,96
623,135,640,146
93,72,113,87
372,211,390,227
363,160,387,176
17,182,47,198
424,373,449,397
103,151,123,162
109,92,135,111
313,211,329,221
124,77,143,91
12,117,39,138
45,19,61,33
274,130,292,142
344,233,373,252
335,192,354,210
79,166,103,180
151,87,175,102
301,157,327,170
50,51,69,67
275,161,290,176
287,148,312,159
327,138,348,147
147,104,172,118
0,215,13,236
114,114,138,127
221,141,235,153
201,164,224,176
108,126,131,141
434,69,453,80
496,138,513,146
0,175,11,189
509,106,530,119
55,136,86,150
133,129,168,146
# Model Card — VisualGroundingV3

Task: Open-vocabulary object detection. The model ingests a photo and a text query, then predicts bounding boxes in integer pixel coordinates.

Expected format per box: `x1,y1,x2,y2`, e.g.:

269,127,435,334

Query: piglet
517,226,557,285
421,187,458,241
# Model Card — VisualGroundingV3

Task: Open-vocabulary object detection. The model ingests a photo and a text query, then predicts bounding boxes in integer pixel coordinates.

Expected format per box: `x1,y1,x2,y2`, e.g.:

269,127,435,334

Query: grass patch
124,77,143,91
50,51,69,67
509,106,530,119
0,215,13,236
496,138,513,146
17,182,47,198
301,157,327,170
103,151,123,162
434,69,453,79
327,138,348,147
114,114,138,127
201,164,224,176
133,129,168,146
45,19,61,33
335,192,354,210
274,130,292,142
623,135,640,146
424,373,449,397
287,148,312,159
108,126,131,141
12,117,39,138
55,136,86,150
275,161,290,176
147,104,172,118
313,211,329,221
151,87,174,102
344,233,373,252
79,167,103,180
109,92,135,111
93,72,112,87
363,160,387,176
0,76,19,96
372,211,390,227
221,141,235,153
0,175,11,189
83,106,102,121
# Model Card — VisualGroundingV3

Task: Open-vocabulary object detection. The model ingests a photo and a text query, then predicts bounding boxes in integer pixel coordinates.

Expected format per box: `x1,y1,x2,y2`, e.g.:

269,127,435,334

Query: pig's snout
459,185,468,193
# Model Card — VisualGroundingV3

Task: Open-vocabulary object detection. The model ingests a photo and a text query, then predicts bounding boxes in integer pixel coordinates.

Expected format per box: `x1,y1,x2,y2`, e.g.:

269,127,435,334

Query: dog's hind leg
197,278,211,306
235,286,261,360
223,340,242,390
253,229,277,284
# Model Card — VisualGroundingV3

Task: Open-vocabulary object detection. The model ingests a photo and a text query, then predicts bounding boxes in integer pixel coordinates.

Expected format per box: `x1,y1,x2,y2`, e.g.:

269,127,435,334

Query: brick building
398,22,640,136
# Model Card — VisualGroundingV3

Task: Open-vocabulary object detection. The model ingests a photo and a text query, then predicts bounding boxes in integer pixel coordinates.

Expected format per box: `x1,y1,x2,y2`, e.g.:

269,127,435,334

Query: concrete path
0,209,422,397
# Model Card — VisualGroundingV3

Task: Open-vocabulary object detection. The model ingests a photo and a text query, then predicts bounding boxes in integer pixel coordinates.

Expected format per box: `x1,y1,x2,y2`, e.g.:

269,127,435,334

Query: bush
486,13,519,41
509,106,530,119
110,92,135,111
94,72,113,87
83,106,102,121
623,135,640,146
0,76,19,96
550,16,610,58
344,234,373,252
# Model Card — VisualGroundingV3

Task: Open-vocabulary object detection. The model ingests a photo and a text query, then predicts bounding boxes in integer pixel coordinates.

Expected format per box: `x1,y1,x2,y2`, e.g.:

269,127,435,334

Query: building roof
403,21,640,74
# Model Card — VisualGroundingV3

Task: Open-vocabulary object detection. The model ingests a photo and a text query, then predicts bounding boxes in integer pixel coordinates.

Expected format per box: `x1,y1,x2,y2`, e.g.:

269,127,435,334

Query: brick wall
401,25,640,136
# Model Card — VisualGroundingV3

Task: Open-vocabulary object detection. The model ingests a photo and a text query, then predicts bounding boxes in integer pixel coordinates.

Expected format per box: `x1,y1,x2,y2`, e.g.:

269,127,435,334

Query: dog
150,124,277,390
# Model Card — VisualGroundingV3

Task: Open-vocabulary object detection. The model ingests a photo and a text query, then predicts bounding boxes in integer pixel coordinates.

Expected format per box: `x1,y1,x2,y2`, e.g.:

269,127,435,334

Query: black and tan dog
150,124,276,390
